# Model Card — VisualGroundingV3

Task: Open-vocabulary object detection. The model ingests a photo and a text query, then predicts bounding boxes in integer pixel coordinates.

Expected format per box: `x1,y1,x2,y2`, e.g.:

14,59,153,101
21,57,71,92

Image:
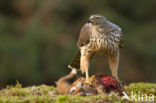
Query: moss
126,82,156,94
0,83,155,103
124,82,156,101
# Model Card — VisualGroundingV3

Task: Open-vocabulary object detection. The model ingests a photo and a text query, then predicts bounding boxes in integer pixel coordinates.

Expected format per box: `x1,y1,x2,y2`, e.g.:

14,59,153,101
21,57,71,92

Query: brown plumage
68,14,123,83
56,69,77,94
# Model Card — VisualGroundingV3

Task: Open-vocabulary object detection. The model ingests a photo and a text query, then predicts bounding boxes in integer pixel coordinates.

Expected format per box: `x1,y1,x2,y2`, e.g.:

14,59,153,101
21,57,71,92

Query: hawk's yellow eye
96,17,101,21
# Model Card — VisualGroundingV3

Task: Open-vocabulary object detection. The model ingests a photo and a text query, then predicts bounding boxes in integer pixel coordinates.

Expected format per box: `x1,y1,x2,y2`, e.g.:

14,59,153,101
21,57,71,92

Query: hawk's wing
117,28,124,48
115,27,123,48
68,23,92,70
77,23,92,47
111,23,124,48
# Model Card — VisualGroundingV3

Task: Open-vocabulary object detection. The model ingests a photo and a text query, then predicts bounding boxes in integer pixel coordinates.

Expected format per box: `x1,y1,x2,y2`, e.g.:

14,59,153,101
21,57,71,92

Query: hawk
68,14,123,84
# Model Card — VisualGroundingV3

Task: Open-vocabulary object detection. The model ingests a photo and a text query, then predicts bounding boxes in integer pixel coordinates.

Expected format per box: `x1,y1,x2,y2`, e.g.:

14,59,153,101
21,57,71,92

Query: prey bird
68,14,123,84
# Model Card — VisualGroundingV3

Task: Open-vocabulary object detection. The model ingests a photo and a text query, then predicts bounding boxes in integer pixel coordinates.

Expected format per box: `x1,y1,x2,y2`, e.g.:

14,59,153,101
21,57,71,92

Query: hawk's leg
80,49,92,84
109,53,120,81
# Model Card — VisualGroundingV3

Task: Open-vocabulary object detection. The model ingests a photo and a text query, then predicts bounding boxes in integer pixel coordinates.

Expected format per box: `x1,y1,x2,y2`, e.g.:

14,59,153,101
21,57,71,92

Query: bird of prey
68,14,123,84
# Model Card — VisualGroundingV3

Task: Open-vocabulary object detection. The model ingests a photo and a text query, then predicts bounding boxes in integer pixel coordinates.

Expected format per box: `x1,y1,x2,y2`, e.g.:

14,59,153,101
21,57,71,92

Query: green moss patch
0,82,155,103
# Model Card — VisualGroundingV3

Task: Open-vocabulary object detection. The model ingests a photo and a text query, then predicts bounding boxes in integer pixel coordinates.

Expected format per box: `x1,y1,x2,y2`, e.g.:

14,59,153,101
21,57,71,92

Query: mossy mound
0,82,155,103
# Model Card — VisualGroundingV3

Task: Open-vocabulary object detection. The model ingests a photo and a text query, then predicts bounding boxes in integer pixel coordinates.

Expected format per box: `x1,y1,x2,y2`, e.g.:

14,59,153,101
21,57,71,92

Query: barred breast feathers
89,22,123,55
77,21,123,55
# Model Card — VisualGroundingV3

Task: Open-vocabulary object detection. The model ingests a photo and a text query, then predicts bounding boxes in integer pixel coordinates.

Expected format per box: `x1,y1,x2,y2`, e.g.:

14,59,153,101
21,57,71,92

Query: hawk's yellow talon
91,75,95,79
86,78,92,85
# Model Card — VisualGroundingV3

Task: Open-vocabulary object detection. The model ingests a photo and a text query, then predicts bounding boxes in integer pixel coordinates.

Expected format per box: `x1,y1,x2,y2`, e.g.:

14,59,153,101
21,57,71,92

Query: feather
68,49,81,70
77,23,92,47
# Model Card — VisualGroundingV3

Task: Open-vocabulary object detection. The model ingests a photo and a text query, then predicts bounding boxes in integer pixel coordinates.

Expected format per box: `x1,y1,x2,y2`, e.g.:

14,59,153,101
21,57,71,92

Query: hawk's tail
68,49,81,70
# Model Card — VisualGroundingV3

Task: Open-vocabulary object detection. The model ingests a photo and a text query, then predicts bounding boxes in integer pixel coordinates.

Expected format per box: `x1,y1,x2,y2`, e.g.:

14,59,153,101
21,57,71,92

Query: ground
0,82,155,103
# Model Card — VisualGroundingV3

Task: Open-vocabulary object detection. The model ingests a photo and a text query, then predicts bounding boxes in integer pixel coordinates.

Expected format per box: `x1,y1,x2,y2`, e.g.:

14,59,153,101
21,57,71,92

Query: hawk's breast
88,29,120,55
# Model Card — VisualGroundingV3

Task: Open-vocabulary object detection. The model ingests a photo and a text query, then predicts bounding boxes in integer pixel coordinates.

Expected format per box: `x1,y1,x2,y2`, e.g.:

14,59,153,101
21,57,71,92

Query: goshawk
68,14,123,83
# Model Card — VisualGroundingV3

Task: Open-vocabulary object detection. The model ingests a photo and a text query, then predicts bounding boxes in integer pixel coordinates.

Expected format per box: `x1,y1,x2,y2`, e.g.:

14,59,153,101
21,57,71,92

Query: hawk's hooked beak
87,19,91,23
88,17,94,24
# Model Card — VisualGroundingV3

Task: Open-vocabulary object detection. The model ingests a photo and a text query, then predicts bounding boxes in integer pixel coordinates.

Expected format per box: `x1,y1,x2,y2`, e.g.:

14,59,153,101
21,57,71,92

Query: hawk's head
88,14,108,26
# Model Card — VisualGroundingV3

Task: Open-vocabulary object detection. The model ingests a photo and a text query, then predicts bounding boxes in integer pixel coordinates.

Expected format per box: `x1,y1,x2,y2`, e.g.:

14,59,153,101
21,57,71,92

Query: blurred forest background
0,0,156,88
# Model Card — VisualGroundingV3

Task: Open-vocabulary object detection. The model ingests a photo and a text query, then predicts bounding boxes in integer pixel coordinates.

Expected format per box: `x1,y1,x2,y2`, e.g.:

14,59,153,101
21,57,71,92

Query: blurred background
0,0,156,88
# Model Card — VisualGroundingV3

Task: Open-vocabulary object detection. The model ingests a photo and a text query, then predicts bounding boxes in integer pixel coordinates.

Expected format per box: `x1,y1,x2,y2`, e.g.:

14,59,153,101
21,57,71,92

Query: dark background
0,0,156,88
